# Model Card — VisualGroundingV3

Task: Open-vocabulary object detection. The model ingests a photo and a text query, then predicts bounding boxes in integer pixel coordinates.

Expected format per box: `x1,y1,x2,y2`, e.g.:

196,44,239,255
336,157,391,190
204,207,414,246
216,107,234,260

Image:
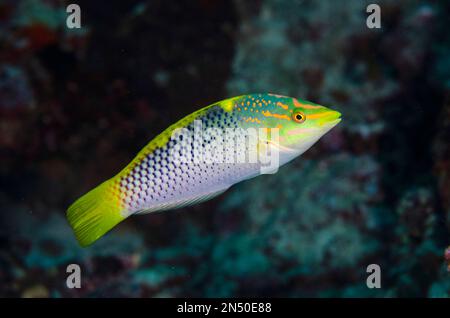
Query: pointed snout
314,108,342,127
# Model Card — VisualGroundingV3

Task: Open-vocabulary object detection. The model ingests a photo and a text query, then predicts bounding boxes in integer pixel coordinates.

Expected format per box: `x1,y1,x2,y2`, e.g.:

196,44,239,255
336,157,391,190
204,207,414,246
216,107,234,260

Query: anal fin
135,187,230,215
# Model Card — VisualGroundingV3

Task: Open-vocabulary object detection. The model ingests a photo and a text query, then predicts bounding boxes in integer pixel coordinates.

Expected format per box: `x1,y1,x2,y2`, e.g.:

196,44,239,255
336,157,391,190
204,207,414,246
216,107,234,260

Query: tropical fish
67,93,342,246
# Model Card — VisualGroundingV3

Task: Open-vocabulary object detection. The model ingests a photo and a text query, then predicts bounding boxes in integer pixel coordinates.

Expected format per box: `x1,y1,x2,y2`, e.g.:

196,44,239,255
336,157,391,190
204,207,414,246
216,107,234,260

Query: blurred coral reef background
1,0,450,297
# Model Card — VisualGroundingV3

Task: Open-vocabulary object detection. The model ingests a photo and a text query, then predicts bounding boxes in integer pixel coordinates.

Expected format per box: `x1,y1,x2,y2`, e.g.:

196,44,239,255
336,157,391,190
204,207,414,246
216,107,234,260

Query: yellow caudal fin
66,179,126,247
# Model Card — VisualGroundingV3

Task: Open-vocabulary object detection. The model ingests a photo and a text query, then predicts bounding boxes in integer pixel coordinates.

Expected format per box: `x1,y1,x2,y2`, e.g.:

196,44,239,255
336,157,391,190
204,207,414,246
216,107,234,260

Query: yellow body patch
220,98,236,112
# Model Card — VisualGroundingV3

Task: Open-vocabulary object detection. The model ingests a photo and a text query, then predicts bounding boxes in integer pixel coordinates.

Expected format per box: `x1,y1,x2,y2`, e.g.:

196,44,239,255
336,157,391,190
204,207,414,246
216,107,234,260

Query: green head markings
229,93,342,151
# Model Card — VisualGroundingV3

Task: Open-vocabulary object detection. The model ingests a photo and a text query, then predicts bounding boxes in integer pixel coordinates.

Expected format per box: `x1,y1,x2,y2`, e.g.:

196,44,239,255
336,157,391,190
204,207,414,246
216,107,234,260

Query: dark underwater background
1,0,450,297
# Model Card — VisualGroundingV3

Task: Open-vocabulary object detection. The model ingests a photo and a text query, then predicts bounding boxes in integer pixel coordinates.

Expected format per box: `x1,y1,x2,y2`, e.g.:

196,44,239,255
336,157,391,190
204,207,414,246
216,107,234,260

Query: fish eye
293,111,306,123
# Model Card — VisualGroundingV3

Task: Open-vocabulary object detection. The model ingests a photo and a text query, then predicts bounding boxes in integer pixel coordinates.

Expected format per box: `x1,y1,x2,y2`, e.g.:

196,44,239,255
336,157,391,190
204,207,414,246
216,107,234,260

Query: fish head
281,96,341,152
245,94,341,155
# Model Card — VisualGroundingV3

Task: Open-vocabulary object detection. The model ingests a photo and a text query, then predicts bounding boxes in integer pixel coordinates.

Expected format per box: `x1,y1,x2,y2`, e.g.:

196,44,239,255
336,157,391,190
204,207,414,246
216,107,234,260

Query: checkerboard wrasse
67,93,342,246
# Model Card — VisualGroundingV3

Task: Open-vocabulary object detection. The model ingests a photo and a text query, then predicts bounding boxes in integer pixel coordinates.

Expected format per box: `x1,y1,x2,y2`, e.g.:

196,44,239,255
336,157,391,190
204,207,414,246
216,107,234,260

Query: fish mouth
318,110,342,127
